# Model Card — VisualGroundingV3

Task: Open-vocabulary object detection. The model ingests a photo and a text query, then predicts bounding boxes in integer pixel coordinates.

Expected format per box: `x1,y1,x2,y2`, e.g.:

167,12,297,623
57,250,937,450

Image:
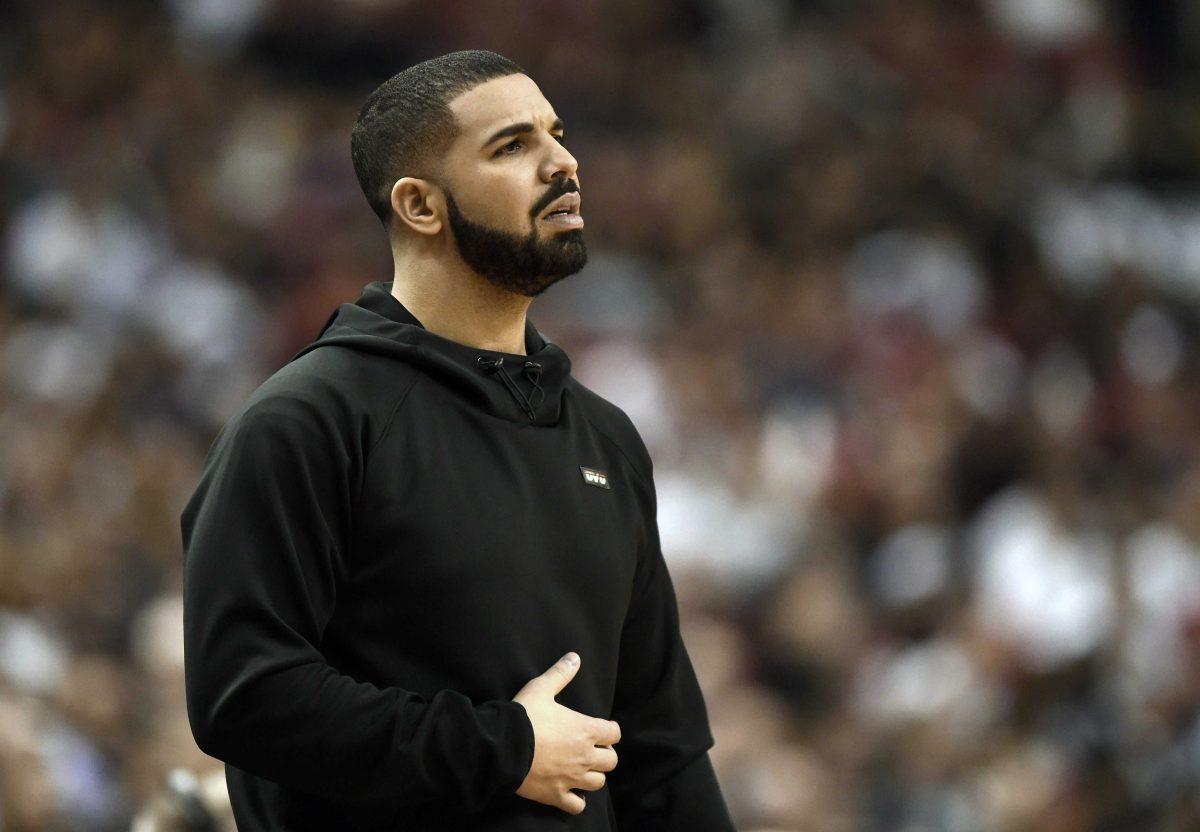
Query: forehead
448,74,556,139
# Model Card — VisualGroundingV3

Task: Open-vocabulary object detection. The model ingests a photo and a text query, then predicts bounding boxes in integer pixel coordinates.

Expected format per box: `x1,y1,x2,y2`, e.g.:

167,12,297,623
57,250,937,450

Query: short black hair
351,50,526,226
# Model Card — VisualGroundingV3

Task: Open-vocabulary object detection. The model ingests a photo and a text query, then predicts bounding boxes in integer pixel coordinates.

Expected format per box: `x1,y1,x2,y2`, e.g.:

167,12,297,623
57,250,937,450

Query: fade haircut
351,50,526,226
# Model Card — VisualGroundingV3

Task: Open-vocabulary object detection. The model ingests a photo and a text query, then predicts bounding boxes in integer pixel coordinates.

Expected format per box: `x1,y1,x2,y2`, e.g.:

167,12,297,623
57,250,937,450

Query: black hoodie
180,280,735,831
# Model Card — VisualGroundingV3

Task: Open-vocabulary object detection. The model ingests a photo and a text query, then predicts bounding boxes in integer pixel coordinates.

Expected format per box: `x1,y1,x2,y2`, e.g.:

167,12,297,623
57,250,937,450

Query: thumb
542,652,580,696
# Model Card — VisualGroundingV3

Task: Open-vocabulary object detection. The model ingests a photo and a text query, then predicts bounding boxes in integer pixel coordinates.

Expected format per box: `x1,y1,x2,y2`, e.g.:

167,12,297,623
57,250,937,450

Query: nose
541,139,579,184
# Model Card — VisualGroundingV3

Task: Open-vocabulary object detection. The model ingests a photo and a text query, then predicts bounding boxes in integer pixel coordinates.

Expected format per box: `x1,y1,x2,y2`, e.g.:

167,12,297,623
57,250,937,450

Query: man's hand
512,652,621,815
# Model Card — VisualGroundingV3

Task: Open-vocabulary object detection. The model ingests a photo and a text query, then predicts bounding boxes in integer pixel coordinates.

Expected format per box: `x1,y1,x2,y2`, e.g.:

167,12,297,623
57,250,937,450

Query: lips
540,192,581,219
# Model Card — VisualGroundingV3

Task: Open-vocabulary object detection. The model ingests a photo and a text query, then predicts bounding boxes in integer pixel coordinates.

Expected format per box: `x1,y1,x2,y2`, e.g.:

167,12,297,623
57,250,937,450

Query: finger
594,719,621,745
589,746,618,772
576,770,606,791
542,653,581,697
560,790,586,815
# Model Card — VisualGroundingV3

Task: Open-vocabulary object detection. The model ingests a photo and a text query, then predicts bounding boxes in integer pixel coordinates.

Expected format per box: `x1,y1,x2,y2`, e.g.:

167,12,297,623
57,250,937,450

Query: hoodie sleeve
607,446,737,831
180,391,535,812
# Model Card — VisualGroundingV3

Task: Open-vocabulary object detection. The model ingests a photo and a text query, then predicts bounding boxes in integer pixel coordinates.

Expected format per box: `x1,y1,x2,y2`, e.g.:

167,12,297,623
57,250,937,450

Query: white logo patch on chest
579,466,611,489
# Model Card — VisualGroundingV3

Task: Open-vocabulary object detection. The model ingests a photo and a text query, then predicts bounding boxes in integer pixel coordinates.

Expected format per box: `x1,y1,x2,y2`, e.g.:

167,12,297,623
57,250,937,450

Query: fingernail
565,652,579,666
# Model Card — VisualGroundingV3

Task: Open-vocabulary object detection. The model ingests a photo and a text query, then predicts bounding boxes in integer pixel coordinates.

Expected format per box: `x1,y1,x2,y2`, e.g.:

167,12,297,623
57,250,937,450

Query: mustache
530,178,580,219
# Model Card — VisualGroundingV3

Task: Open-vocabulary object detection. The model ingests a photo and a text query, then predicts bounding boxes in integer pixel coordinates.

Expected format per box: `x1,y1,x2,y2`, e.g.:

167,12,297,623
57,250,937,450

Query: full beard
444,188,588,297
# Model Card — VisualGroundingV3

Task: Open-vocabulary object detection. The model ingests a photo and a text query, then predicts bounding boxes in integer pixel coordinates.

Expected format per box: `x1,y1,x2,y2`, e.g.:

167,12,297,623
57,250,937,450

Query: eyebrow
481,117,565,150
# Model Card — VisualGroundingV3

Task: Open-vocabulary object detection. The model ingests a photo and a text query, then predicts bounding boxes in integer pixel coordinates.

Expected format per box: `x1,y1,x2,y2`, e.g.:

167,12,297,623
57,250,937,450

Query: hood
287,280,572,427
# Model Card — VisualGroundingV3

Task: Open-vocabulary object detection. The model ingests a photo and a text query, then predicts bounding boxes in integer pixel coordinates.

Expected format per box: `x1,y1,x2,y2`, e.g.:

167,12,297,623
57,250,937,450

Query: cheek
466,170,536,227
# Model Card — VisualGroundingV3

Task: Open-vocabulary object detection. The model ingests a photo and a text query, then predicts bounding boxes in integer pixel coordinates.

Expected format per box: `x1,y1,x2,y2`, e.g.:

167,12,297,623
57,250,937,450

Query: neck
389,244,533,356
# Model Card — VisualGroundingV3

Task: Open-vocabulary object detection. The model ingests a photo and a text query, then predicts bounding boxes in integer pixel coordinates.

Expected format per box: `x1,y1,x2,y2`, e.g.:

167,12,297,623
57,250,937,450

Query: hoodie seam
367,371,422,458
578,409,652,494
577,406,661,627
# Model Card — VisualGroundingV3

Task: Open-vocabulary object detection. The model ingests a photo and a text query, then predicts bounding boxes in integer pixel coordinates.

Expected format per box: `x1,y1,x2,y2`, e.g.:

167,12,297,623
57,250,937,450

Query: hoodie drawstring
476,356,544,422
524,361,545,412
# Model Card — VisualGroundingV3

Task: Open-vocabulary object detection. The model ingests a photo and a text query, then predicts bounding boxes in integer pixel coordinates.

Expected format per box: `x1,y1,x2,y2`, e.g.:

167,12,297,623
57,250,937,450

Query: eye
494,139,523,157
553,134,566,145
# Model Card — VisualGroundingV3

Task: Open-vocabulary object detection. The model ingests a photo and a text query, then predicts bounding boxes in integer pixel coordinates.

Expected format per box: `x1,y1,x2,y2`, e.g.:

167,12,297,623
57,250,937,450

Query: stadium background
1,0,1199,829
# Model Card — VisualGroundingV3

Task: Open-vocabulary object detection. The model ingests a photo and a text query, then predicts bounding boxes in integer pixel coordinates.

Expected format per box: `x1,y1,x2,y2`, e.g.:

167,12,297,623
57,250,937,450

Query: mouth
539,192,583,226
540,209,584,228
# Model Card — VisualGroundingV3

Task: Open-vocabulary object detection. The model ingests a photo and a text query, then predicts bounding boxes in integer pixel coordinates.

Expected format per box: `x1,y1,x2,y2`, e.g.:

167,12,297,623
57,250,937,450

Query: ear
390,177,443,237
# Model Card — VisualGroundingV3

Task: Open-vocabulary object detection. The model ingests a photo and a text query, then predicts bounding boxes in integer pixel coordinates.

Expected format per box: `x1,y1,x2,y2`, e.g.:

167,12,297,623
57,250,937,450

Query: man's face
438,74,586,297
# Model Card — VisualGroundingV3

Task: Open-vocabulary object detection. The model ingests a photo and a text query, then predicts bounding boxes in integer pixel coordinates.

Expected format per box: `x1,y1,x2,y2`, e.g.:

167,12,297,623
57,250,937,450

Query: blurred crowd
2,0,1200,829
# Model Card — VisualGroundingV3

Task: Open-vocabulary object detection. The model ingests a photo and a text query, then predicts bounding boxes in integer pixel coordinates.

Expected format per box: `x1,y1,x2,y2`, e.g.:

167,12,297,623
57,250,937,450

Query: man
181,50,735,831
